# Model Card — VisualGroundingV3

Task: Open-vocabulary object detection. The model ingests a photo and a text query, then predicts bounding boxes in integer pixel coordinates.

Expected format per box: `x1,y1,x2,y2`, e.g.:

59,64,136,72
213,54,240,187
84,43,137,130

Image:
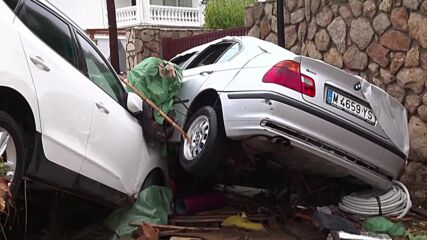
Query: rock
307,18,317,40
421,51,427,70
248,24,260,38
285,7,291,24
291,8,306,24
126,43,135,51
408,13,427,48
363,0,376,18
331,4,339,17
366,42,390,67
306,40,323,59
286,0,298,11
409,13,423,39
301,42,308,56
260,16,271,39
386,83,406,102
327,17,347,46
343,45,368,70
400,161,427,208
405,94,422,114
264,3,273,20
298,0,304,8
373,77,385,89
368,62,380,76
146,41,160,53
323,48,343,68
134,39,143,52
379,0,393,12
408,117,427,161
405,47,420,67
339,5,353,26
373,13,391,34
253,4,264,20
422,0,427,13
316,6,333,27
380,68,395,84
291,45,302,54
298,21,307,41
397,68,427,94
403,0,420,9
420,105,427,122
305,0,311,21
314,29,330,51
380,30,412,51
285,25,298,48
311,0,321,14
350,18,374,50
265,32,278,44
390,52,406,74
349,0,363,17
271,16,278,33
390,7,408,31
245,7,254,27
424,92,427,105
140,29,155,42
394,0,402,7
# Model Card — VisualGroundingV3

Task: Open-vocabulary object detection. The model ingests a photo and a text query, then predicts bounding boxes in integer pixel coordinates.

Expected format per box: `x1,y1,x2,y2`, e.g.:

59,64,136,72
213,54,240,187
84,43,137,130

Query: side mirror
127,92,143,114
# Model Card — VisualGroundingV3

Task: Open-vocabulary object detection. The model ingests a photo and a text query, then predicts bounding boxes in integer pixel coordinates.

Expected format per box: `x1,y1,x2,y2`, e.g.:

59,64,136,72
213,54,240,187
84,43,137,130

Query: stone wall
246,0,427,206
125,27,211,70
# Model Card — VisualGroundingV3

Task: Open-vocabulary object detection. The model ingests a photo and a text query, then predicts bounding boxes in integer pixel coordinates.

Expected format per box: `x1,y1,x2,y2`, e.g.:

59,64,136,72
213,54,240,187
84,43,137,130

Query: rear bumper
221,91,406,190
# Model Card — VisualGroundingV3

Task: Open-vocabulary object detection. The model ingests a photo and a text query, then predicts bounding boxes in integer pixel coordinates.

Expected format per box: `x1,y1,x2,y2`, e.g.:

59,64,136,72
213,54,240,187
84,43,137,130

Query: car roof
172,36,290,60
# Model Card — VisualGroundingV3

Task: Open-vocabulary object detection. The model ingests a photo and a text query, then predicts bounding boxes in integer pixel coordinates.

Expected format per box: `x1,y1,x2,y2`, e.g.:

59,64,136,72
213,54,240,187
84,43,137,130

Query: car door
75,32,150,195
14,0,94,173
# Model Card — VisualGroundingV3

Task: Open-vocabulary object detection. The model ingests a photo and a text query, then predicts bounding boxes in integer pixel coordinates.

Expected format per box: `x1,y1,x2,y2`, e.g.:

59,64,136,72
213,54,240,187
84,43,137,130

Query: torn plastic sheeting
360,79,409,158
127,57,183,125
104,186,172,239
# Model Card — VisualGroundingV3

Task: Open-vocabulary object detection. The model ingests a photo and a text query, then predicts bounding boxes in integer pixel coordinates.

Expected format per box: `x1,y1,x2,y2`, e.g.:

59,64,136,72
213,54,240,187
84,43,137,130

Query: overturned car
170,36,409,190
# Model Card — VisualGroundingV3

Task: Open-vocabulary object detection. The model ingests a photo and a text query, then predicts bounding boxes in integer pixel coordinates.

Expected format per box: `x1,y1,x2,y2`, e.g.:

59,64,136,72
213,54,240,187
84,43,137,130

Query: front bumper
220,91,406,190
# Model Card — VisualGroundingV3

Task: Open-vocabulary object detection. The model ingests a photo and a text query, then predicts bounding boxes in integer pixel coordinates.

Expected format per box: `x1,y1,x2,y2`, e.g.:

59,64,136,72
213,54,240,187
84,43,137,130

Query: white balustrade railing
116,6,138,27
116,3,202,28
149,6,201,27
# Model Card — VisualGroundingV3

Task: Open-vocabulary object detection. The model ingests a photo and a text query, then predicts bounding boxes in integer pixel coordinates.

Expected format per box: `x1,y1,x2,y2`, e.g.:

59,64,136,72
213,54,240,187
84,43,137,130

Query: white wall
47,0,107,29
115,0,132,8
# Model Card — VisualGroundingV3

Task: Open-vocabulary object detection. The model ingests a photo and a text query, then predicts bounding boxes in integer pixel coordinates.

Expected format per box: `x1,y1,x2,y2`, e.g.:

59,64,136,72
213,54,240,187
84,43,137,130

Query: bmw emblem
354,82,361,91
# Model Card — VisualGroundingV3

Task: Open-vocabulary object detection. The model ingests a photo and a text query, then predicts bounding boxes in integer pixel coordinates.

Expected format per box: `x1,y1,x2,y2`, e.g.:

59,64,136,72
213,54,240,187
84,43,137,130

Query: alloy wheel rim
0,127,16,186
183,116,209,161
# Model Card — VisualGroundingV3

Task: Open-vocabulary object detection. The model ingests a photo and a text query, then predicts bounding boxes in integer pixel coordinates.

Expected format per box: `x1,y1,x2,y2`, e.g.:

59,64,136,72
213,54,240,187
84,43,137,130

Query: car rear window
3,0,19,11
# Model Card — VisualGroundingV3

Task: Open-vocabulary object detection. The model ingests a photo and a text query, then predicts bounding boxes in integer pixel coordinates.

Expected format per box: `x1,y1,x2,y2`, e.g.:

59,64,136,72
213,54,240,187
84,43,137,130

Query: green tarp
104,186,172,239
127,57,182,124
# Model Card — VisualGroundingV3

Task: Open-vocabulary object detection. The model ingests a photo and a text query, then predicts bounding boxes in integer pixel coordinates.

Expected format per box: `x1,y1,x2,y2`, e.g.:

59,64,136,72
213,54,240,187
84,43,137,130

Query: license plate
326,88,376,125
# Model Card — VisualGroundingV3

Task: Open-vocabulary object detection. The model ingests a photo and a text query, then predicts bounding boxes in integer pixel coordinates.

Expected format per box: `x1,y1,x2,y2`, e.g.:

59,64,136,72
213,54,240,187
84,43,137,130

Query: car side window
18,0,76,66
76,33,125,103
216,43,240,63
171,52,195,68
187,42,234,69
3,0,19,11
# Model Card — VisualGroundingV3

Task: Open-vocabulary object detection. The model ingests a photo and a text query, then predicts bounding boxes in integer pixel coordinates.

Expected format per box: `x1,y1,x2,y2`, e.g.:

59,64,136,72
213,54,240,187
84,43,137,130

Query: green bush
204,0,255,29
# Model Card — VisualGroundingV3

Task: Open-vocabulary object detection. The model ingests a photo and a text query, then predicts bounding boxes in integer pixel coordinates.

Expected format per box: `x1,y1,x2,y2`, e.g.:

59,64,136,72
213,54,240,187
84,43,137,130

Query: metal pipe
277,0,285,48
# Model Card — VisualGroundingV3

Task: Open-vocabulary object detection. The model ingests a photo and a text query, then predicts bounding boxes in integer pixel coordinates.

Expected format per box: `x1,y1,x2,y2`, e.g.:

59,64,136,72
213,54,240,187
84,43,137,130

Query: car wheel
0,111,25,198
179,106,225,178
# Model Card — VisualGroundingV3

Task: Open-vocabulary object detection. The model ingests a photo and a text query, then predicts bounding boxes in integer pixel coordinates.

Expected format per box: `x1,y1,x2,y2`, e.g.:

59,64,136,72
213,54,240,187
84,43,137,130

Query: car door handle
29,56,50,72
200,70,213,76
95,102,110,114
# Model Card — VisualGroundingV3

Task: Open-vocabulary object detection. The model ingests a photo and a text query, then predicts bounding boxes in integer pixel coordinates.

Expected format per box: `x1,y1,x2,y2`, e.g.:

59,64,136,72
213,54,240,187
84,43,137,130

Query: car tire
0,111,25,198
179,106,225,178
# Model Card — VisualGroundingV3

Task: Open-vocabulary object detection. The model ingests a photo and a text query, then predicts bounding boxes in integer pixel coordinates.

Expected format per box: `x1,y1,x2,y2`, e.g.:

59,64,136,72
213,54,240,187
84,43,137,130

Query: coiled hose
338,181,411,219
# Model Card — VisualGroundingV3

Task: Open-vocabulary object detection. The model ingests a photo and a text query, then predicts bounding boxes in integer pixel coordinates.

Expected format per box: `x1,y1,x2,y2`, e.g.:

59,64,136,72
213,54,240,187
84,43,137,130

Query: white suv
0,0,166,206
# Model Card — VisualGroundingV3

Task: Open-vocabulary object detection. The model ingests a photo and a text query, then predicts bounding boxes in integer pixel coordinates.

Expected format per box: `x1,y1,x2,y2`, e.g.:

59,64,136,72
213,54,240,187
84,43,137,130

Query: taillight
262,60,316,97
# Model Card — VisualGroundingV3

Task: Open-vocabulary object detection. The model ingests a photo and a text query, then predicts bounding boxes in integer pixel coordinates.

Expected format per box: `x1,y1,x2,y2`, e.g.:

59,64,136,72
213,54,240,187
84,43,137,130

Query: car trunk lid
299,57,408,157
